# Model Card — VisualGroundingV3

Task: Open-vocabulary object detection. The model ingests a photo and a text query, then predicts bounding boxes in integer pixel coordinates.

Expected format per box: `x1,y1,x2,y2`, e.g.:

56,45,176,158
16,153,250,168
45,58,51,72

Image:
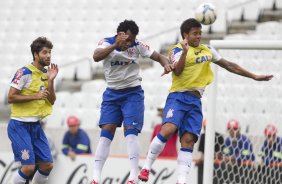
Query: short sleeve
96,38,112,49
10,68,29,90
169,47,183,64
207,45,222,62
137,41,154,58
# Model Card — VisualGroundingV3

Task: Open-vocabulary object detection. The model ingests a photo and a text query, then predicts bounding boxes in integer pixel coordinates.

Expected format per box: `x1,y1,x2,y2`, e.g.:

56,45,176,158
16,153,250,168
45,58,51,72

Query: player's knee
160,123,177,139
181,133,196,148
22,165,36,176
40,162,53,173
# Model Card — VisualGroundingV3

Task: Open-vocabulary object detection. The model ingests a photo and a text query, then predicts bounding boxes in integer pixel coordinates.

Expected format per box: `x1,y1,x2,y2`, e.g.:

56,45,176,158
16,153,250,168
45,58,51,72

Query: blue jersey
62,129,92,155
223,134,255,162
260,136,282,165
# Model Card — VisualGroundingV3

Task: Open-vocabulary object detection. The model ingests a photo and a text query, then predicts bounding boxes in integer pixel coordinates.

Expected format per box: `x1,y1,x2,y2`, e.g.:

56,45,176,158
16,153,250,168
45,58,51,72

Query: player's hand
68,151,76,161
115,32,128,48
180,39,189,53
35,90,49,100
253,74,273,81
47,63,59,81
161,64,174,76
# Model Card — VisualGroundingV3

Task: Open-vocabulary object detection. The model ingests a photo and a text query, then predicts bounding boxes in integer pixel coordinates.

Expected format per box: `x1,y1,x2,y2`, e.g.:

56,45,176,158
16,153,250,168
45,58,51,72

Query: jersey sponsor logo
132,122,138,126
111,60,136,66
195,55,211,63
21,149,30,161
40,77,48,81
166,109,174,118
12,69,24,85
194,49,203,55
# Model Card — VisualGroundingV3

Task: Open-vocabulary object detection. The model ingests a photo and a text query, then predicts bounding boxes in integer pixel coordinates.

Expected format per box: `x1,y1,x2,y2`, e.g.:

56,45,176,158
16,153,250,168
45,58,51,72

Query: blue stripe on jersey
104,36,115,45
173,47,182,55
11,67,32,83
21,67,32,75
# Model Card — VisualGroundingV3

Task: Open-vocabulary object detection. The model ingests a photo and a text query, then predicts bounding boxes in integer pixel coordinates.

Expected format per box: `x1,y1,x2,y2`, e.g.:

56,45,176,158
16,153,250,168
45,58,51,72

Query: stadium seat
80,108,100,129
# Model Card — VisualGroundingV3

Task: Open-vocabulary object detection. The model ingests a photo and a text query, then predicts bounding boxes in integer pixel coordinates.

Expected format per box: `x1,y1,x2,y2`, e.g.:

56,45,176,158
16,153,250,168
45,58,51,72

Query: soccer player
138,18,273,184
7,37,58,184
90,20,173,184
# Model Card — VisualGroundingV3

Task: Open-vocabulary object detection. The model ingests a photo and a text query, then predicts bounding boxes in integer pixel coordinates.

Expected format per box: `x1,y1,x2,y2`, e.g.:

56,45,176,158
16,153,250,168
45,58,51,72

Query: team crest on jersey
166,109,174,118
127,48,135,57
21,149,30,160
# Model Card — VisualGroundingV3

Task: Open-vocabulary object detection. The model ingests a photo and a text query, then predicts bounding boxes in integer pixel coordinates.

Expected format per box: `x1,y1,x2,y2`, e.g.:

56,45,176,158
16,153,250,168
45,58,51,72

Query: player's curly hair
30,37,53,60
117,20,139,35
180,18,202,39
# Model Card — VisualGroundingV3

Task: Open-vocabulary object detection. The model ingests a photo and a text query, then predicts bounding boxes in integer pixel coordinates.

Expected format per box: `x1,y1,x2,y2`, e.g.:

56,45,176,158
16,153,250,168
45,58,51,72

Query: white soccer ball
195,3,217,25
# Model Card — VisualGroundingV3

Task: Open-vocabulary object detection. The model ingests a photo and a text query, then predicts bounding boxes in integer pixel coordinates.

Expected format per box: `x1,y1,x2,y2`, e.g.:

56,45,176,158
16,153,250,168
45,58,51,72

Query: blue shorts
99,86,144,132
7,119,53,165
162,92,203,140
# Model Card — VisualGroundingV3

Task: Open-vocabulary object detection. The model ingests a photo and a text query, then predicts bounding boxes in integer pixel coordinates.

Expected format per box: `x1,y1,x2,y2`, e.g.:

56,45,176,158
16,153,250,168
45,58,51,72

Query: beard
38,58,50,67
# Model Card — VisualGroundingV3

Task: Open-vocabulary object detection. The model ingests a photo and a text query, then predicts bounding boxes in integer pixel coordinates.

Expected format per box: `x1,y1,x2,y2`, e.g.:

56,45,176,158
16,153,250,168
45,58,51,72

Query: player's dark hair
117,20,139,35
180,18,202,39
30,37,53,60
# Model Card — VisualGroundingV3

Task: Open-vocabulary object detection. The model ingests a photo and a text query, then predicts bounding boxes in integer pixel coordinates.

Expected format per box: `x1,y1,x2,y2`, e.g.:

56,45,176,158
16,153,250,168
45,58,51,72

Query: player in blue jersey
90,20,173,184
7,37,58,184
138,18,273,184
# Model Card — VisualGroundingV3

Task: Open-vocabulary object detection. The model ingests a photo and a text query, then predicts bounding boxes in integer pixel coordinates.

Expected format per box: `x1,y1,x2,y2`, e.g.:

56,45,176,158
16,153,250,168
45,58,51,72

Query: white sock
13,170,28,184
143,135,166,170
92,136,112,182
125,134,140,182
177,148,193,183
31,169,49,184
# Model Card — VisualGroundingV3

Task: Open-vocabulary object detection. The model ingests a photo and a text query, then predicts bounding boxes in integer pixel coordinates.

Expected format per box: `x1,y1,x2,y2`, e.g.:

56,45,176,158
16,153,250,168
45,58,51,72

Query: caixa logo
66,164,175,184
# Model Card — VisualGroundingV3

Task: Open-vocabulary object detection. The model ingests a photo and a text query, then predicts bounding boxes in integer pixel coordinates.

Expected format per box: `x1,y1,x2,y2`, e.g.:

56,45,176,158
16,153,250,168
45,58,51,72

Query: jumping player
90,20,173,184
138,18,273,184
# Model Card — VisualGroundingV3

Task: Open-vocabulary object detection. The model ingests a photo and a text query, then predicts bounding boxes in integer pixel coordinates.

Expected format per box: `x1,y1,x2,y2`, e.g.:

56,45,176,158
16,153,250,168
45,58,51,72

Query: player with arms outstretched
7,37,58,184
138,18,273,184
90,20,173,184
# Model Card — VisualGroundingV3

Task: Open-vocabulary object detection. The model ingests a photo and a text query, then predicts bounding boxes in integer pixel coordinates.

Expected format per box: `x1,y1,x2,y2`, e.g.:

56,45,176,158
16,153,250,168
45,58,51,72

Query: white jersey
96,36,154,90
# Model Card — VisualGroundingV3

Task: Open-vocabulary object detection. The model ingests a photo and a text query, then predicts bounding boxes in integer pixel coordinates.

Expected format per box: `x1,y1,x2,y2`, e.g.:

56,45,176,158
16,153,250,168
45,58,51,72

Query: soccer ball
195,3,217,25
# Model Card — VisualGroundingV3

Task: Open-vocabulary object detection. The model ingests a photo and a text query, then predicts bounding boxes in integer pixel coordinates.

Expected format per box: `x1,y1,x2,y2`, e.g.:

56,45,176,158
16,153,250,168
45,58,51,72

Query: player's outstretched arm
150,51,174,76
214,58,273,81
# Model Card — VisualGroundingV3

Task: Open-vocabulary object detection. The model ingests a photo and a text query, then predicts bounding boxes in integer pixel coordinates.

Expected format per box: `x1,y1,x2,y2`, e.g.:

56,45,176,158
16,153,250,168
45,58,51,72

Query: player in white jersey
91,20,173,184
